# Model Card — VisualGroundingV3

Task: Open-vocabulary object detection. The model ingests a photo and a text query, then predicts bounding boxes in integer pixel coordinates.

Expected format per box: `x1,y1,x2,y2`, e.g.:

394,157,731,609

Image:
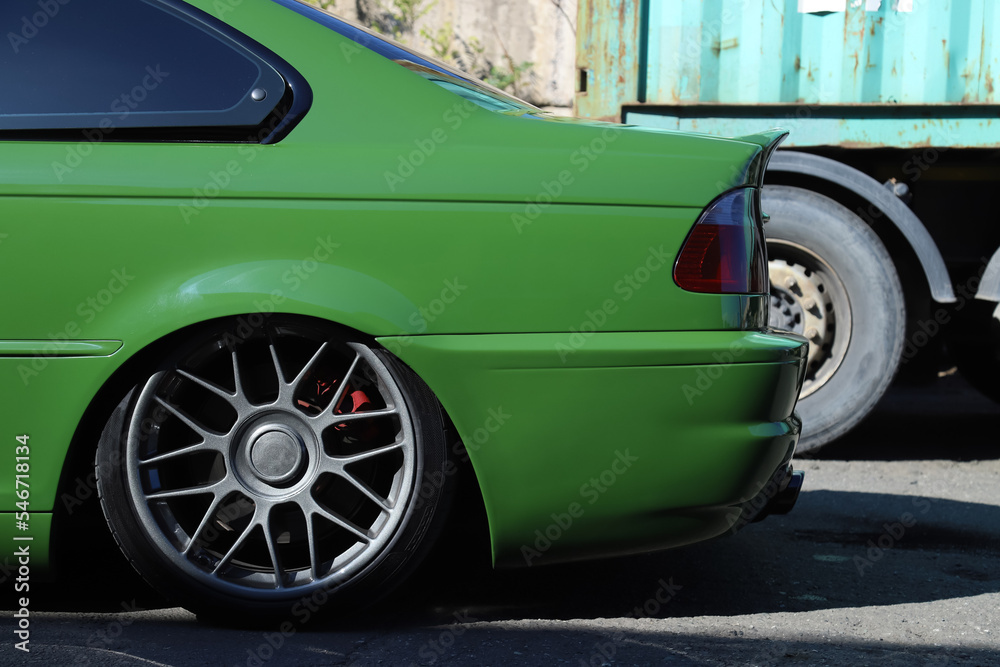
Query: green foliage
460,36,533,96
486,60,534,96
358,0,435,41
302,0,337,10
419,30,534,96
419,24,454,61
301,0,536,96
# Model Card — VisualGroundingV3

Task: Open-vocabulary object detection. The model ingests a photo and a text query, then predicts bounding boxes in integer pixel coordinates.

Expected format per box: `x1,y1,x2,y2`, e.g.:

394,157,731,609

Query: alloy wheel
124,321,419,599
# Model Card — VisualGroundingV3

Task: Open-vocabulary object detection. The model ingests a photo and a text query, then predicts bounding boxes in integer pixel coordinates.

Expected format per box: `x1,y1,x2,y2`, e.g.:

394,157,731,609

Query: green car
1,0,807,621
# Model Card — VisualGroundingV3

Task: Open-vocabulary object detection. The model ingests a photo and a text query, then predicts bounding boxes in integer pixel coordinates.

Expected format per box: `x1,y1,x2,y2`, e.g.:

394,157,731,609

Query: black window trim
0,0,312,144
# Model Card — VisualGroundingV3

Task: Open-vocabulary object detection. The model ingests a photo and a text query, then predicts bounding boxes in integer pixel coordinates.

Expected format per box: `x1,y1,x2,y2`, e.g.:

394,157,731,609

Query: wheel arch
767,151,955,305
50,318,228,579
50,312,491,578
977,246,1000,306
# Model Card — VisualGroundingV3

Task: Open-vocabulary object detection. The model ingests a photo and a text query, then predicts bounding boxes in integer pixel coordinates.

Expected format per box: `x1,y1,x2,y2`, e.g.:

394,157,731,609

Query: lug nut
802,297,816,311
783,276,797,289
805,327,819,340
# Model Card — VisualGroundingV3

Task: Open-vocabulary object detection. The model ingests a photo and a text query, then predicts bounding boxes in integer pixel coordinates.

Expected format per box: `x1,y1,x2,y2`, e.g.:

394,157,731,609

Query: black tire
95,315,453,623
763,186,906,453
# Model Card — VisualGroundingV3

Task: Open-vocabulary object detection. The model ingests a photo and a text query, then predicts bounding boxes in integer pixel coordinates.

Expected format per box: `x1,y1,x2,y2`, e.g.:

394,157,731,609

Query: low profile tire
96,316,452,622
763,185,906,453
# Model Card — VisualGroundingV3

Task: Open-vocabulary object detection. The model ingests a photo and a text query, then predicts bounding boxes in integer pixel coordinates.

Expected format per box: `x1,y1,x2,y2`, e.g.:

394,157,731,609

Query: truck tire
762,186,906,453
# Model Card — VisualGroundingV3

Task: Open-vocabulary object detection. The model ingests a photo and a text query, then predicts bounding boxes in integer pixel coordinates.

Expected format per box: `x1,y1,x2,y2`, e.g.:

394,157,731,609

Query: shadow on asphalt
367,490,1000,628
26,489,1000,632
20,627,999,666
21,374,1000,628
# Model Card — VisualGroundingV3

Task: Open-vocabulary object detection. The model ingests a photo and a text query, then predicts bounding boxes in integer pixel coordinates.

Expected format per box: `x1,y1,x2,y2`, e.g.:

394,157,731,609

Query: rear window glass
0,0,285,131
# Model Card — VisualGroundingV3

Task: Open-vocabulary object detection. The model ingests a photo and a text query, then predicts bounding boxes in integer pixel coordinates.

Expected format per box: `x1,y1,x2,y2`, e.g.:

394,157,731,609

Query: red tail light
673,188,767,294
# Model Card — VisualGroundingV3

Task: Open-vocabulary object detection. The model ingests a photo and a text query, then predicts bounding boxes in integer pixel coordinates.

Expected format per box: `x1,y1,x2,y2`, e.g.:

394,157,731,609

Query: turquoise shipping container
577,0,1000,147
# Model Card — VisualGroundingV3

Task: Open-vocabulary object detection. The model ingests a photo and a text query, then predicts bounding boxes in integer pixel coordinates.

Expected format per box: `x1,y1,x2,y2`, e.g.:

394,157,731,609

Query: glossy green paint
0,199,756,343
0,357,122,511
0,513,52,574
380,331,805,566
0,341,122,356
0,0,802,568
0,1,763,206
0,197,755,512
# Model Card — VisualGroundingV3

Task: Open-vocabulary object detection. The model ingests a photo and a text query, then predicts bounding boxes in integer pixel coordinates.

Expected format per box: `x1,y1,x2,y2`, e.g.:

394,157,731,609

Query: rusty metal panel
575,0,644,121
640,0,1000,106
577,0,1000,148
624,108,1000,149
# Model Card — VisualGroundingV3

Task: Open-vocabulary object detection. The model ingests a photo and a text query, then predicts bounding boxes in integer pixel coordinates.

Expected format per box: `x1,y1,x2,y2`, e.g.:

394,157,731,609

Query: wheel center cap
248,429,305,484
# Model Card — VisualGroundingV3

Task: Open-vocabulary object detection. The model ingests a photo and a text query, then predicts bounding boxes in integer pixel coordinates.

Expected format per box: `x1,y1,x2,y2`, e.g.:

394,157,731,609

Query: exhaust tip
769,470,804,515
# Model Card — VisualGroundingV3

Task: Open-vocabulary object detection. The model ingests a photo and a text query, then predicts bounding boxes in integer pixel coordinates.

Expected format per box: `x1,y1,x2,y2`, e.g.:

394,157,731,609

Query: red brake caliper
334,384,373,441
295,377,369,415
333,383,371,416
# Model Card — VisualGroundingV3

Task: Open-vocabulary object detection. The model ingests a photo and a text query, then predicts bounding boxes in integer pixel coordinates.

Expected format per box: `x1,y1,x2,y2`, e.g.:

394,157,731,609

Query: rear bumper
382,329,808,567
744,465,805,525
770,468,806,515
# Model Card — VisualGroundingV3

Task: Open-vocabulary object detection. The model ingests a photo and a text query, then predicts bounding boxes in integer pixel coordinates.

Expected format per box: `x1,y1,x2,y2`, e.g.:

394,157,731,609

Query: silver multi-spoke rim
126,323,418,599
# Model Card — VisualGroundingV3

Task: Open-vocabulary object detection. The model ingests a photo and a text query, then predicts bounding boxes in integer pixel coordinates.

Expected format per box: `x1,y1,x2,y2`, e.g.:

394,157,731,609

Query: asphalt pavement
2,375,998,666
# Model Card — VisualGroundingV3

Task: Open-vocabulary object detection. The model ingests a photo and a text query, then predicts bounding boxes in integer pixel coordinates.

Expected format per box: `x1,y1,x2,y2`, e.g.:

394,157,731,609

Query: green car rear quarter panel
385,332,804,566
0,0,803,568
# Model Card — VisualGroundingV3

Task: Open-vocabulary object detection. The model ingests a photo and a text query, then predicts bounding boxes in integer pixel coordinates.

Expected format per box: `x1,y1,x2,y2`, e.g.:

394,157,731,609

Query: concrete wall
318,0,578,108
